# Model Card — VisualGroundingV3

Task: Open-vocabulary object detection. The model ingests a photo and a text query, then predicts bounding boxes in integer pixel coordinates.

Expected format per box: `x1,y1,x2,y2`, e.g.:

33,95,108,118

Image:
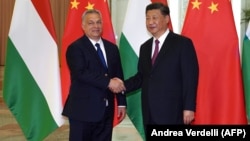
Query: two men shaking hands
108,78,126,94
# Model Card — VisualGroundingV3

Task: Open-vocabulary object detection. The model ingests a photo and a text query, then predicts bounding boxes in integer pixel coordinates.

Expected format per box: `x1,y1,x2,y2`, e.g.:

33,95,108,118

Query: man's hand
108,77,126,93
117,107,126,123
183,110,195,124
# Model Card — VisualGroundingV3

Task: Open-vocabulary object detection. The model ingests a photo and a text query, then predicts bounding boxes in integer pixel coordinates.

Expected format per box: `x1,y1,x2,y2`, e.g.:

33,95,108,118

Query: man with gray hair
62,9,126,141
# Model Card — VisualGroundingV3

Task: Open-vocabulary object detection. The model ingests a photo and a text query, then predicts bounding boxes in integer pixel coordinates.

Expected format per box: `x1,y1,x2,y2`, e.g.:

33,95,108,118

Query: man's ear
165,15,170,24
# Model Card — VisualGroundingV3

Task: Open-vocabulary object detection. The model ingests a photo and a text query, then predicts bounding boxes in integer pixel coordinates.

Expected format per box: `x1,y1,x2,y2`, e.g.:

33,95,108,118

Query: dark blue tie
95,43,107,70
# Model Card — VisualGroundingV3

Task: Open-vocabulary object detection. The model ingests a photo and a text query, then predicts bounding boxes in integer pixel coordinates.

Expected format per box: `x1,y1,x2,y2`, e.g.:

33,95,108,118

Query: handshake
108,77,126,94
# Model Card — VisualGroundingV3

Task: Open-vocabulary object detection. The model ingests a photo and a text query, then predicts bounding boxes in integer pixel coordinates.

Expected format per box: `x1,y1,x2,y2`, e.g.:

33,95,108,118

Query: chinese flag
182,0,247,124
61,0,118,125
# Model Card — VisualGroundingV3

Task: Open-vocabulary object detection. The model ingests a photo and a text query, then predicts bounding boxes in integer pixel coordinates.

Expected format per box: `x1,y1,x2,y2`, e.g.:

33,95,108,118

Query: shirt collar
89,38,103,47
154,29,170,44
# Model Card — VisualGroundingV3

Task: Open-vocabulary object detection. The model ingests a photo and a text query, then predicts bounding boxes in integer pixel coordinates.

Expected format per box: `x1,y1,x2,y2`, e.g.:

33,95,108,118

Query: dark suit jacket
62,35,126,122
125,31,199,124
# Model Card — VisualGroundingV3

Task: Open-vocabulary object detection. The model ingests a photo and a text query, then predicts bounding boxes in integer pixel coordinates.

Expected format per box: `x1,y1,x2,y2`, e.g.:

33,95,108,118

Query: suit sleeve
181,38,199,111
124,47,144,93
112,46,127,106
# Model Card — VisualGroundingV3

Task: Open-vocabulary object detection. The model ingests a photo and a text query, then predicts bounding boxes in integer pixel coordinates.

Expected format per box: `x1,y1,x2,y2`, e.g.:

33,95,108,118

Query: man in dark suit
62,9,126,141
123,2,199,130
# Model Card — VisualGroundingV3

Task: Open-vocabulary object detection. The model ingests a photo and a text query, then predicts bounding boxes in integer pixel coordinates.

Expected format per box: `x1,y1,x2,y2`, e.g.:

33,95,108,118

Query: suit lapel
82,35,105,69
143,38,154,70
103,40,110,68
151,32,172,69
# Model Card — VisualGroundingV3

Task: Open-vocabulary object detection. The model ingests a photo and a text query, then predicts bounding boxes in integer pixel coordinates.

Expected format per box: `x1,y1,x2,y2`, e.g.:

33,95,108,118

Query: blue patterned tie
95,43,107,70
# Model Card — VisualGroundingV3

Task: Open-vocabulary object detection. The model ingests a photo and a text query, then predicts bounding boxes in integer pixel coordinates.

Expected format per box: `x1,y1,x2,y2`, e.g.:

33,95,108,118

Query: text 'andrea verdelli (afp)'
146,125,250,140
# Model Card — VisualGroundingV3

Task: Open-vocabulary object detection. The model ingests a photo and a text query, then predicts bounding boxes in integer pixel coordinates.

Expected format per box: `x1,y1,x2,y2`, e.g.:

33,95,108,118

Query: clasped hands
108,77,126,94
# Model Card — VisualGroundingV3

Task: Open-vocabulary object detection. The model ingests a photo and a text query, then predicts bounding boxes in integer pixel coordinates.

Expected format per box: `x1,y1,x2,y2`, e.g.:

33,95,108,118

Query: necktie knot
95,43,101,50
155,39,159,45
152,39,159,65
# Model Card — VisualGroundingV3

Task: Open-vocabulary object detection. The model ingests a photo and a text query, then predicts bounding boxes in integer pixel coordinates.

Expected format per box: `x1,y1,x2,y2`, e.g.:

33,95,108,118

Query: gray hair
82,9,102,22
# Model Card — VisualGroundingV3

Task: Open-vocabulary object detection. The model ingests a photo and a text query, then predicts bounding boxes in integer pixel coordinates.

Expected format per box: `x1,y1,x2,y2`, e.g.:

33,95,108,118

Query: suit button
104,73,108,76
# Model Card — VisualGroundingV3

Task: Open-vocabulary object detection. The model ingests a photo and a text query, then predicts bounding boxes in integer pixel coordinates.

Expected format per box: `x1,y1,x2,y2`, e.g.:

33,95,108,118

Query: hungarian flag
119,0,171,140
61,0,117,125
182,0,247,124
3,0,64,140
242,21,250,120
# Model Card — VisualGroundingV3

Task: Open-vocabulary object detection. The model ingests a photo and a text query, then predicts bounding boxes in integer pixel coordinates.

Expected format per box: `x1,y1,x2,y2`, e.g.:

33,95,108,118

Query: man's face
82,13,103,41
146,9,169,38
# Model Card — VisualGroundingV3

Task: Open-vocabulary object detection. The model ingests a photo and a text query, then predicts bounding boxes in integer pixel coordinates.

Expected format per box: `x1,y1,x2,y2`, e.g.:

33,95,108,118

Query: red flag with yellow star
182,0,247,124
61,0,118,125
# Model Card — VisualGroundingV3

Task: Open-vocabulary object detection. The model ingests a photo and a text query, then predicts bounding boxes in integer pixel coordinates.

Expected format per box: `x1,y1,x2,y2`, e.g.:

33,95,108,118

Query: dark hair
146,2,170,16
